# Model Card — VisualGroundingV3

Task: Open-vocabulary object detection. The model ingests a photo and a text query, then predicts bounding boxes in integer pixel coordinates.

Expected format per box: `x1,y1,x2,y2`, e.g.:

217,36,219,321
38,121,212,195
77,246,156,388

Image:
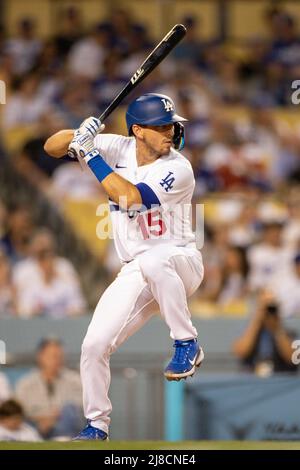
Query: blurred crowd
0,5,299,318
0,5,300,441
195,189,300,317
0,202,87,317
0,338,83,441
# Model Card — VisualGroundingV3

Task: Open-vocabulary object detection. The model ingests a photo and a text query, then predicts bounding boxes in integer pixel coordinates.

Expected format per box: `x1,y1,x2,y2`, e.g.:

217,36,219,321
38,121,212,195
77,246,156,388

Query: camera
265,303,279,316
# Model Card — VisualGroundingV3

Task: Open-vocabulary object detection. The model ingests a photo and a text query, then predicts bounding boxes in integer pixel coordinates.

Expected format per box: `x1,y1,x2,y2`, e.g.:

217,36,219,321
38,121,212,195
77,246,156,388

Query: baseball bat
98,24,186,122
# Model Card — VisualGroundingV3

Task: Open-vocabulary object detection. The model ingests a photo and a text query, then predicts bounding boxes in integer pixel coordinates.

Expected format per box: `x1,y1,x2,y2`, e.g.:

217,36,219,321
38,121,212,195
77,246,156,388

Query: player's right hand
68,132,99,162
78,117,105,138
67,129,81,159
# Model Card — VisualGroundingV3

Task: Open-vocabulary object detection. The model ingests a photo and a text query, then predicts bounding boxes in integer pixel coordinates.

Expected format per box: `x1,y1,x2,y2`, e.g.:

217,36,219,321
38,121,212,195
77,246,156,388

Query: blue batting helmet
126,93,187,150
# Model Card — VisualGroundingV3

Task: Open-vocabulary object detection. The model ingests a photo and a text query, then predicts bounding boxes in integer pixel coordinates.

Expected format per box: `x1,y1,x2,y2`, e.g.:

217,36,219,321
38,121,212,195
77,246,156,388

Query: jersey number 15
137,210,167,239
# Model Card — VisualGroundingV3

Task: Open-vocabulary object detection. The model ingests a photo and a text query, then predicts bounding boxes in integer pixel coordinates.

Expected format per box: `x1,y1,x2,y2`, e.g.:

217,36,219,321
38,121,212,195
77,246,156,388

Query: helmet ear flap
173,122,185,150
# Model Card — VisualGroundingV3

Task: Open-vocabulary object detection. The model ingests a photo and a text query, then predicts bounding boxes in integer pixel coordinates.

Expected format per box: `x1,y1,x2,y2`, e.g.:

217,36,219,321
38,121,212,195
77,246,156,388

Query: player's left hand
68,132,99,161
78,117,105,138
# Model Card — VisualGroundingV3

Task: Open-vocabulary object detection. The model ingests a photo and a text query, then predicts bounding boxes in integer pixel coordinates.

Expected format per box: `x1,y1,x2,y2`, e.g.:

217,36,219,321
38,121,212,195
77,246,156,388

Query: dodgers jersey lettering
93,134,196,262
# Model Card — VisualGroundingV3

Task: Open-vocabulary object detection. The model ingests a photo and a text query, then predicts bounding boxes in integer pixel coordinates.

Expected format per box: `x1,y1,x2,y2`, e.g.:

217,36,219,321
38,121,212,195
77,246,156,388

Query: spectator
0,399,42,441
13,228,87,318
217,246,249,304
0,249,16,316
197,224,229,301
228,201,259,247
50,162,103,201
0,372,12,404
0,206,34,264
13,114,73,192
54,6,84,57
232,290,298,376
207,57,244,105
266,13,300,67
105,8,150,56
202,118,249,191
15,338,83,439
247,221,293,291
4,18,42,75
172,16,204,66
53,79,97,129
2,71,51,130
273,252,300,318
67,23,109,80
93,52,127,110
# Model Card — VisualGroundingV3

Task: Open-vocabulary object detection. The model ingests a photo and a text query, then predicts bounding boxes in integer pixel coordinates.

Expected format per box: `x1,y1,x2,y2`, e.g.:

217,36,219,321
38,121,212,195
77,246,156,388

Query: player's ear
132,124,143,139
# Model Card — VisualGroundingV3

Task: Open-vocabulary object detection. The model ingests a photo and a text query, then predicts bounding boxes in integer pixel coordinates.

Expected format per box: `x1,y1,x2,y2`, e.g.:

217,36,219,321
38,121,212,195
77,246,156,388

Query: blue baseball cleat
73,420,108,441
164,338,204,381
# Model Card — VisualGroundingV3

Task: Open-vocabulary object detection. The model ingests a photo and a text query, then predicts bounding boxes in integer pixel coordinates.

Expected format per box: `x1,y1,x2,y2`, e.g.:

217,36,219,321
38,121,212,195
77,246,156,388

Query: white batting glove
78,116,105,138
68,133,99,162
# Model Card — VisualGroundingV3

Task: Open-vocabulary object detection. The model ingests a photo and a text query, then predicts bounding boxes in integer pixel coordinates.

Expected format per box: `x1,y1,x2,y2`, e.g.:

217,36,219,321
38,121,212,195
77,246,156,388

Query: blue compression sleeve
88,158,160,210
87,155,113,182
135,182,160,209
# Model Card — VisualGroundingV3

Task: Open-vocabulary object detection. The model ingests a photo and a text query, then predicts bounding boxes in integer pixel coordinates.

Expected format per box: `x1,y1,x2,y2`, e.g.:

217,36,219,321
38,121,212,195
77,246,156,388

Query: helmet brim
171,113,188,123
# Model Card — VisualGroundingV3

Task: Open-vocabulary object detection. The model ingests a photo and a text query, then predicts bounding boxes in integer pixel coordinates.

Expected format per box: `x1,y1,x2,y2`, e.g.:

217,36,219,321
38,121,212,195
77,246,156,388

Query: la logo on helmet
161,98,173,112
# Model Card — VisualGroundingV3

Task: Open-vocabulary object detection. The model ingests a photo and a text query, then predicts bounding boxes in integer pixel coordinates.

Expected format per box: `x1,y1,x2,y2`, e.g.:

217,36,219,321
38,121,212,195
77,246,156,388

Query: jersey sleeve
93,134,126,167
140,162,195,206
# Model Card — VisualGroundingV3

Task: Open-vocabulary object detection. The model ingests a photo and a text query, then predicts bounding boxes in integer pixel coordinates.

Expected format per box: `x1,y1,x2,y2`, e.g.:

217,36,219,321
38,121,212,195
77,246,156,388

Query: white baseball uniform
81,134,204,433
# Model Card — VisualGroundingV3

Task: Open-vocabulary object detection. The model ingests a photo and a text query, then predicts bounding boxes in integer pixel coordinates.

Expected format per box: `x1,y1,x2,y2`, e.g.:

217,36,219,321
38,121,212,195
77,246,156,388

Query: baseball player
44,93,204,440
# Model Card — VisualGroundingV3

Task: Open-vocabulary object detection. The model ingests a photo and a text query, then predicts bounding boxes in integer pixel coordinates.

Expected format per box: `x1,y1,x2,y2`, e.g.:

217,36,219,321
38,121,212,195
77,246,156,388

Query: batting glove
78,116,105,138
68,133,99,162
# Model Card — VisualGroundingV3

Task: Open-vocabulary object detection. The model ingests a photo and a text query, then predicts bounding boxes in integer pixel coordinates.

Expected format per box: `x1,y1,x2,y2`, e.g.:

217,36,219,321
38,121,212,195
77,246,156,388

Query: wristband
87,154,114,182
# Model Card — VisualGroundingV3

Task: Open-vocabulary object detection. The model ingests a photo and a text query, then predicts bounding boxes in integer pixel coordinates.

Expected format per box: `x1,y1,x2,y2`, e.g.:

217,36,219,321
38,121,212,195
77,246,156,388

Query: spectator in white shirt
3,71,51,130
247,222,293,292
0,399,42,441
13,228,87,318
4,18,42,75
67,24,109,80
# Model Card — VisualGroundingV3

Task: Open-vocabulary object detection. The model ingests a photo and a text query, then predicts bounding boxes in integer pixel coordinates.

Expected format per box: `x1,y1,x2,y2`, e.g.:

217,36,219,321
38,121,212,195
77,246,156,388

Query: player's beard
150,138,172,157
154,144,171,158
160,141,172,155
138,135,171,162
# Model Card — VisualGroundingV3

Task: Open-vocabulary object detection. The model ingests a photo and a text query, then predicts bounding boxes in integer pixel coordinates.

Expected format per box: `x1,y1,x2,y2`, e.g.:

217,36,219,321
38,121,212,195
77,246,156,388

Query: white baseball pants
80,243,204,433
